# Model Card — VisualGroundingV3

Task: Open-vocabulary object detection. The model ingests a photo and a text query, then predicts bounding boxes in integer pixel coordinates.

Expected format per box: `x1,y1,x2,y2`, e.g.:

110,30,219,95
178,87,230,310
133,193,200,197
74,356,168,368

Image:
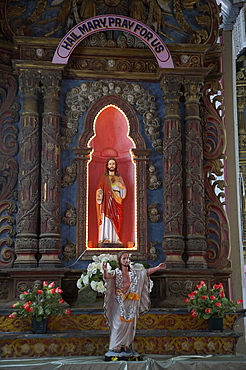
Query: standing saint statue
96,157,127,245
103,251,166,357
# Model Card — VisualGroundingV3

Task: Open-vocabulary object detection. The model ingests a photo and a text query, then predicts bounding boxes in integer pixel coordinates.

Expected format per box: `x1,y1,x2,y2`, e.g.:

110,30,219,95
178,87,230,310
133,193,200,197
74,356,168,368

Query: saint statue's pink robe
104,267,151,350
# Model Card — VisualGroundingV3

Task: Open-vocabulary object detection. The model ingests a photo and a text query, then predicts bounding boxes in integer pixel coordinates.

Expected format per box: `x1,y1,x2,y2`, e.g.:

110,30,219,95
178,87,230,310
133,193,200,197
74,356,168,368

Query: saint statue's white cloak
103,268,151,350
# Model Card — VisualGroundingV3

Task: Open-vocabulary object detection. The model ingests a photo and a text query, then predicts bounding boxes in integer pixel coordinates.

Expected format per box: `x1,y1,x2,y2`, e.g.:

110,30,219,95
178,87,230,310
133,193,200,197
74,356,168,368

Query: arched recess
73,95,150,260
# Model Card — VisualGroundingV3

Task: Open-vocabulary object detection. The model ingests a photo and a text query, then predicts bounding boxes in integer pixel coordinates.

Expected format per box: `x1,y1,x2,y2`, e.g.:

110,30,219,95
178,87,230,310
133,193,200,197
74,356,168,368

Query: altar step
0,310,243,358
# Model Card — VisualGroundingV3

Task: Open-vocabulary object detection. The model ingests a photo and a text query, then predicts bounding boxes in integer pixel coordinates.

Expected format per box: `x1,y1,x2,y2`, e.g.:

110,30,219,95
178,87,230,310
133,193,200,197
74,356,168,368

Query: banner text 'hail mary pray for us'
52,15,174,69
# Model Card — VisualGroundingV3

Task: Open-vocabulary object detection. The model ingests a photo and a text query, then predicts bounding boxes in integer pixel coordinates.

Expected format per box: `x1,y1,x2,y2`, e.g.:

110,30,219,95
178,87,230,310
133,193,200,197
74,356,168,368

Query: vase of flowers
184,281,243,331
8,280,71,333
76,254,118,306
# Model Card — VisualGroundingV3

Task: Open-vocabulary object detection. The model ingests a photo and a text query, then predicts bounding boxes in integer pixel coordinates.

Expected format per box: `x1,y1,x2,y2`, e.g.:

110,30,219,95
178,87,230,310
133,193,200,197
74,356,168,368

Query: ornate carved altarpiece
0,0,232,308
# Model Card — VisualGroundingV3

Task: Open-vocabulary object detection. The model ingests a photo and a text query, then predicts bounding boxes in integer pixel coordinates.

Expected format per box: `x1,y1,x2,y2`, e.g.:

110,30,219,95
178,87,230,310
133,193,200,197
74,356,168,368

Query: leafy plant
185,281,243,319
9,281,71,321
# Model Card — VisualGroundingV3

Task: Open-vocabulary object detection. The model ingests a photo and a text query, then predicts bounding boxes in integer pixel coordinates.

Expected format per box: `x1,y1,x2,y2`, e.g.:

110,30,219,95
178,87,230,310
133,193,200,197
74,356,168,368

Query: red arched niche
88,105,135,248
76,95,148,258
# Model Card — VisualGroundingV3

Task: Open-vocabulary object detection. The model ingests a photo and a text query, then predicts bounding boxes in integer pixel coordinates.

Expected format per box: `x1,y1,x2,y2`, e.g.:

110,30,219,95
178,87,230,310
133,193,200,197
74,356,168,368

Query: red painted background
87,106,135,248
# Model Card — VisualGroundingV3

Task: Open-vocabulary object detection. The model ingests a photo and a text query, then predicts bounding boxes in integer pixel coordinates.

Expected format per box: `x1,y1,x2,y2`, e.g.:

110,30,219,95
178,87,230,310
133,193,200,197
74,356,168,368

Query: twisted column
15,70,41,268
161,76,185,267
39,71,62,267
184,78,207,268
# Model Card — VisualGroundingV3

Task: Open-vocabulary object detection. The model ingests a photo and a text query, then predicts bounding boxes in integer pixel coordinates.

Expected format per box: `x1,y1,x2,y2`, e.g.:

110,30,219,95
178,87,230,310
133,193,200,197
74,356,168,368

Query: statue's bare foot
113,346,122,353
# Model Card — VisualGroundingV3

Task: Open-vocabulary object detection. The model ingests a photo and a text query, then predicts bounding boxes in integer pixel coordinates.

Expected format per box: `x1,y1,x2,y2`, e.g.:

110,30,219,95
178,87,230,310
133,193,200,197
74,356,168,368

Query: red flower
201,295,208,300
50,288,56,294
184,298,190,303
48,282,56,288
36,290,43,294
12,303,18,308
200,281,205,286
196,285,202,290
8,314,16,319
65,309,71,314
55,287,63,294
215,302,221,307
205,308,211,313
23,291,28,295
43,281,48,286
219,291,225,298
59,298,65,304
210,295,216,300
191,311,197,317
237,299,243,304
27,307,34,312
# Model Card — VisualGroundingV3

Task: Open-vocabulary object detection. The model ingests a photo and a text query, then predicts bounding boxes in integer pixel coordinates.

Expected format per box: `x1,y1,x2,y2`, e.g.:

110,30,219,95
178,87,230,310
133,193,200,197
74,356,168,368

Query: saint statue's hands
157,262,166,270
96,188,103,204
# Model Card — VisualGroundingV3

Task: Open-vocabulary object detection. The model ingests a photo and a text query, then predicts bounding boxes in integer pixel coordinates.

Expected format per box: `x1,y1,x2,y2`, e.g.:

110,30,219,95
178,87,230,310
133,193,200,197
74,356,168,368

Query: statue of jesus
96,157,127,245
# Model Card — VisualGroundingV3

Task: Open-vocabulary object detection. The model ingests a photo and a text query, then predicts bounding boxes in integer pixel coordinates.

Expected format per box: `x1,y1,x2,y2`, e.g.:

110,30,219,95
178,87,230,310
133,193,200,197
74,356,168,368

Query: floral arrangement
9,281,71,322
185,280,243,319
77,254,118,294
77,253,149,294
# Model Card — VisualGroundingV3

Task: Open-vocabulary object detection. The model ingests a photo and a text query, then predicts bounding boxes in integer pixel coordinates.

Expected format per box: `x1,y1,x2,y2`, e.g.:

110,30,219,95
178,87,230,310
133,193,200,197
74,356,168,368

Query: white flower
77,278,83,289
97,281,106,293
90,280,98,292
82,274,89,286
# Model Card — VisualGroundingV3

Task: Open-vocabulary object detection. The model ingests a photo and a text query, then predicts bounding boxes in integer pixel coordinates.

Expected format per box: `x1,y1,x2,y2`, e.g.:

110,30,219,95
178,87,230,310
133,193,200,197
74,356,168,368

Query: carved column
184,78,207,268
236,70,246,261
39,71,62,267
161,76,185,267
15,70,41,268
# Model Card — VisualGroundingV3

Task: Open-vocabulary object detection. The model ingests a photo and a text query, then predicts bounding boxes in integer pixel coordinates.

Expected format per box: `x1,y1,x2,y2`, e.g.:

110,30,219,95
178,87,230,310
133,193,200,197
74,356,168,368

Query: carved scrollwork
147,162,161,190
147,241,158,260
0,74,19,269
62,80,162,152
147,203,161,223
201,80,230,269
62,203,77,226
62,239,76,261
61,160,77,188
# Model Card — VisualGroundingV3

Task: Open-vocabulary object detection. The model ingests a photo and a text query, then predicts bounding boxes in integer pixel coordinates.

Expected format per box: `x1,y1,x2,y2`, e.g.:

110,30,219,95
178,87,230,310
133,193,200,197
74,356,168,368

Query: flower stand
32,318,48,334
208,317,223,332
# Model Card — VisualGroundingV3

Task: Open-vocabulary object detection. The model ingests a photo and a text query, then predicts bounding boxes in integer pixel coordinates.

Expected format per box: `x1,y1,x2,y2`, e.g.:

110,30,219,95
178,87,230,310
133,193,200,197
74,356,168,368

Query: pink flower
65,309,71,314
205,308,211,313
201,295,208,300
48,282,56,288
55,287,63,294
36,290,43,294
215,302,221,307
23,291,28,295
200,281,206,286
237,299,243,304
43,281,49,286
59,298,65,304
210,295,216,300
50,288,56,294
8,313,16,319
184,298,190,303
